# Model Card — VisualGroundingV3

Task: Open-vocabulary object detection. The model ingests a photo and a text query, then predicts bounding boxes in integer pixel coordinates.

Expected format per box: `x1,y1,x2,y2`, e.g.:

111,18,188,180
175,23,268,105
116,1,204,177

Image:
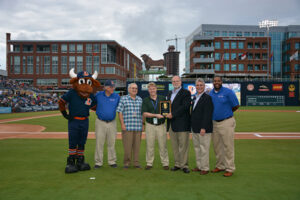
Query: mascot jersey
61,89,96,117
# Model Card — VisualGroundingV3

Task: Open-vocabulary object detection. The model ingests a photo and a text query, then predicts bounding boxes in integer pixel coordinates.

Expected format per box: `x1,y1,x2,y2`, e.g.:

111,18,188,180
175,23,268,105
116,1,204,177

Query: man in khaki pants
117,83,143,169
209,76,239,177
166,76,191,174
94,80,120,169
191,78,213,175
142,82,169,170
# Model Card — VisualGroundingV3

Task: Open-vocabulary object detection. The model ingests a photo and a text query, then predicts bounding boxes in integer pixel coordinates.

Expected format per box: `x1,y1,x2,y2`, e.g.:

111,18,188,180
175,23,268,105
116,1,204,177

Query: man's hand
61,110,71,120
166,113,173,119
200,128,206,136
156,114,164,119
121,124,126,131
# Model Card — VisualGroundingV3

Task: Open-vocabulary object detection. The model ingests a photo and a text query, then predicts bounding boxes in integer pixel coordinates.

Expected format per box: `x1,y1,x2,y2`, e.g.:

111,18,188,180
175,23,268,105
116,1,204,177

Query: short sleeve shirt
209,86,239,121
95,91,120,121
116,95,143,131
61,89,96,117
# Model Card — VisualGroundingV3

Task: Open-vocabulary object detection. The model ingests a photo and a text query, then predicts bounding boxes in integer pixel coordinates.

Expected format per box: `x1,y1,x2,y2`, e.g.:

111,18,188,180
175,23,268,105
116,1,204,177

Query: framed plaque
160,101,171,116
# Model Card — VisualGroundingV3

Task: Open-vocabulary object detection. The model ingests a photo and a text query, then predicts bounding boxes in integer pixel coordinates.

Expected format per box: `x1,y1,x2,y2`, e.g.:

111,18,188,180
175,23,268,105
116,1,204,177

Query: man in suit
166,76,191,173
191,78,213,175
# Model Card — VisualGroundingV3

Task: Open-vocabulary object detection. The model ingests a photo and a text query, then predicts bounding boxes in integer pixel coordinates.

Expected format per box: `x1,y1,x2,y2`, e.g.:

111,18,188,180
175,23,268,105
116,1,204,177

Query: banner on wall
0,107,12,114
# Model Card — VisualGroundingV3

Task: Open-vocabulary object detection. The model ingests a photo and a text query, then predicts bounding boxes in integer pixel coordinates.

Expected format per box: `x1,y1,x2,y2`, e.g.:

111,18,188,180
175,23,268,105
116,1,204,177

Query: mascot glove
61,110,71,120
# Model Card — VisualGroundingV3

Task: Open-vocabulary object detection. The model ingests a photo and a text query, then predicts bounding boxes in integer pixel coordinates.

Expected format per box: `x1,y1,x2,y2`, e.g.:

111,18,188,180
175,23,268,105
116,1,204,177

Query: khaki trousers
122,131,142,166
94,118,117,166
145,122,169,167
212,117,236,173
192,132,211,171
169,126,190,169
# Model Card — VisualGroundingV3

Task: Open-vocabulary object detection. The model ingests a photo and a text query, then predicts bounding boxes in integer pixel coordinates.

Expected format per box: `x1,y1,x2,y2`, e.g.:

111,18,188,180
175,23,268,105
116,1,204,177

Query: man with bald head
166,76,191,173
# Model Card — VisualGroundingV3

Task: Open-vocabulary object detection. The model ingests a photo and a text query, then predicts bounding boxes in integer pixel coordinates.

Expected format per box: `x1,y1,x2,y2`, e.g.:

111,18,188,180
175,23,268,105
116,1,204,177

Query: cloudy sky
0,0,299,74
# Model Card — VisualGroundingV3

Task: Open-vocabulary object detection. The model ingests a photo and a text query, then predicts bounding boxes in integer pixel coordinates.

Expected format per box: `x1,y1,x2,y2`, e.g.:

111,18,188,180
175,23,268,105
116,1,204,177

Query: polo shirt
209,86,239,121
142,95,166,125
116,95,143,131
61,89,96,118
95,91,120,121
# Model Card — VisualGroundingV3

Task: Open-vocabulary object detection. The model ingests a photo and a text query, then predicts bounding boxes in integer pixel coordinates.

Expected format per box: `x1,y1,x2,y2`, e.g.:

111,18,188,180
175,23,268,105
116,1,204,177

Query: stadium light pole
259,20,278,79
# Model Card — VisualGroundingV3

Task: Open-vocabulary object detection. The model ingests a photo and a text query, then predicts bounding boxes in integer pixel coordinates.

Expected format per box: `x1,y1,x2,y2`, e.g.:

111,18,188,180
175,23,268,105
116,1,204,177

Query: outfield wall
127,81,299,106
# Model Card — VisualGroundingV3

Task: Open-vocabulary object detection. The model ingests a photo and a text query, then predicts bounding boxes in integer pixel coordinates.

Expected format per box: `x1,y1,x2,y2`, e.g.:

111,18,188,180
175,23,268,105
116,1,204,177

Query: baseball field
0,106,300,200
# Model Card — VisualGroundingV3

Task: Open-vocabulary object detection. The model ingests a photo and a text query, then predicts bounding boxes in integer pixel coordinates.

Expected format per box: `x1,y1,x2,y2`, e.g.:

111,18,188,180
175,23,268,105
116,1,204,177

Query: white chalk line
254,133,300,138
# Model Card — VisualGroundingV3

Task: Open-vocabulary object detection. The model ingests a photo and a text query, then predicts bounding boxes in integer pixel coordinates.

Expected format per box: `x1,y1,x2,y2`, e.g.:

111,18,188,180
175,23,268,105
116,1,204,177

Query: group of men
92,75,239,177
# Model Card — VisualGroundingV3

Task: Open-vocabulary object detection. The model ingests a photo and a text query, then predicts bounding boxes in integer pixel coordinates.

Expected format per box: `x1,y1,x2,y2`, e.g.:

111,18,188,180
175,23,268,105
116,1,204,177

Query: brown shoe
192,168,201,172
223,171,233,177
200,170,209,175
163,166,169,170
145,165,152,170
211,168,225,173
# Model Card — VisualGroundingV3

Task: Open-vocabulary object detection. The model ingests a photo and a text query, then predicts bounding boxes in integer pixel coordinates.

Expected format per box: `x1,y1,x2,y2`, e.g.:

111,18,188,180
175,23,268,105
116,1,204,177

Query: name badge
153,118,158,125
132,112,137,118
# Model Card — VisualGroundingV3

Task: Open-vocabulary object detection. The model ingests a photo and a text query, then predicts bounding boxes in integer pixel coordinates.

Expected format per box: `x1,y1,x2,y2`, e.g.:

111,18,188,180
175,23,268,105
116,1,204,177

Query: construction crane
166,34,185,51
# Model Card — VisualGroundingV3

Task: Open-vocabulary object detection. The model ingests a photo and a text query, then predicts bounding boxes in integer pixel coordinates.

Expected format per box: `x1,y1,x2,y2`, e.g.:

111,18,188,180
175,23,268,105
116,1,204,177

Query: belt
147,122,164,126
74,116,88,120
215,116,232,122
99,119,113,123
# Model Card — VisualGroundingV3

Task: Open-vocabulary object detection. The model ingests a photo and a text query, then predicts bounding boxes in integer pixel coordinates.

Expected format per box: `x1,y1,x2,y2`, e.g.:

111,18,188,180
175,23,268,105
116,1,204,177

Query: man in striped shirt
117,83,143,169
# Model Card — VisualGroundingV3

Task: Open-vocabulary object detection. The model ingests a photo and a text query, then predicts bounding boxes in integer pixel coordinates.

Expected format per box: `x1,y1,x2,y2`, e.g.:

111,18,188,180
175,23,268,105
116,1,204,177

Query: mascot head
69,68,100,98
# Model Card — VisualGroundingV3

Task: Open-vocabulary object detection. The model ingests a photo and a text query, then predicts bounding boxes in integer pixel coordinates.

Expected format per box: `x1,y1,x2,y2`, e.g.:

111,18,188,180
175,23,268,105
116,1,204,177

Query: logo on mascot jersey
85,98,92,106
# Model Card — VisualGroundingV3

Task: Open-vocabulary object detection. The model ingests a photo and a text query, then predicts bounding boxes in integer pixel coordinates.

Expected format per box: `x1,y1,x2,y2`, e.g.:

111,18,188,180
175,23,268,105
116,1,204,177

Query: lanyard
151,98,158,111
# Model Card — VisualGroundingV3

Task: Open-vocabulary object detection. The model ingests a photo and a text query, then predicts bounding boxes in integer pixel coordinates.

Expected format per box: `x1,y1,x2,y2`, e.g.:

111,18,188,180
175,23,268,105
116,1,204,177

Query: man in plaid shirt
117,83,143,169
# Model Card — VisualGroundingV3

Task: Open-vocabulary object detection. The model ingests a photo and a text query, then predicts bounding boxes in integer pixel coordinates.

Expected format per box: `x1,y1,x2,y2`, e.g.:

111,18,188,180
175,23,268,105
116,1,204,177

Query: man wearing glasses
166,76,191,173
117,83,143,169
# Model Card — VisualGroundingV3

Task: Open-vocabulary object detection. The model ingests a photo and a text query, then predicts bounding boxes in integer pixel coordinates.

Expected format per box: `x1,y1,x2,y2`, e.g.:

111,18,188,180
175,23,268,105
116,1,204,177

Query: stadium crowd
0,79,59,112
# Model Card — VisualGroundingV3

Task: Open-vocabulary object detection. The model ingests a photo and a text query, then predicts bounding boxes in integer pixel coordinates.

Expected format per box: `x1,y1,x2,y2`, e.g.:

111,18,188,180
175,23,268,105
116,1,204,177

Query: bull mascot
59,68,100,173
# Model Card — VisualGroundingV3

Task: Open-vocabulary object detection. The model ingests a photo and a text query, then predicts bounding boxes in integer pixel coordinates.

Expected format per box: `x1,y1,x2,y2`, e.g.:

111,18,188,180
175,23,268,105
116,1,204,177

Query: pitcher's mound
0,124,45,132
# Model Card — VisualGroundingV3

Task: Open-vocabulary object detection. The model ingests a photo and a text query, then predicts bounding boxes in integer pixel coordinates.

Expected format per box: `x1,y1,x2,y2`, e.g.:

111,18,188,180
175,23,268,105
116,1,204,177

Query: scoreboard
246,95,285,106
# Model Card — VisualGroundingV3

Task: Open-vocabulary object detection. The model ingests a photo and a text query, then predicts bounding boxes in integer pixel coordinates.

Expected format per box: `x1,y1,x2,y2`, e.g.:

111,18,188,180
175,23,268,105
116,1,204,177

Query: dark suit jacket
190,93,213,133
167,88,191,132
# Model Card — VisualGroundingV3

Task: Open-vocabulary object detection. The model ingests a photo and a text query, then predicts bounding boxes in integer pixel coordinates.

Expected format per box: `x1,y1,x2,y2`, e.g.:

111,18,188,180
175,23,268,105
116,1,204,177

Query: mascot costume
59,68,100,173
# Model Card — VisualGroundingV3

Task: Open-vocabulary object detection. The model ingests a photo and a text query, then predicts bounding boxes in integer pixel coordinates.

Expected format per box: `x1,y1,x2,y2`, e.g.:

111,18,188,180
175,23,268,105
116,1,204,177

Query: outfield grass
238,106,300,110
0,110,59,120
6,108,300,132
0,139,299,200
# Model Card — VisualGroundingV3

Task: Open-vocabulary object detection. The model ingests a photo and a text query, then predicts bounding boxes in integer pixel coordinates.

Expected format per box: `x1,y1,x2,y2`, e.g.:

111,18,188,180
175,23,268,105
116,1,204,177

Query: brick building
6,33,142,89
282,38,300,80
163,45,180,75
185,24,300,80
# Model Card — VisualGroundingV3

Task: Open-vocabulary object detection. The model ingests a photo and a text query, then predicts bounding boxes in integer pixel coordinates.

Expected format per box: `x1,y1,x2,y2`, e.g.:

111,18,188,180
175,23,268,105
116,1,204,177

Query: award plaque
160,101,171,116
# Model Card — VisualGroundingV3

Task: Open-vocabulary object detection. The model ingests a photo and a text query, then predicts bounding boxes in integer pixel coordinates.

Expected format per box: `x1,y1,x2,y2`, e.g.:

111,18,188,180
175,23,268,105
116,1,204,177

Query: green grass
0,110,59,120
5,108,300,132
238,106,300,110
0,139,299,200
235,111,300,132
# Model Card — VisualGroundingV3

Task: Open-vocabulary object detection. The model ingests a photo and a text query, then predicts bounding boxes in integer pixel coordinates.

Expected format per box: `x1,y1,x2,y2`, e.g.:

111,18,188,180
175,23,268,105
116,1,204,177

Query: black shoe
145,165,152,170
182,168,190,174
134,165,142,169
163,166,169,170
76,155,91,171
171,166,181,171
110,164,117,168
94,165,102,169
65,155,78,173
